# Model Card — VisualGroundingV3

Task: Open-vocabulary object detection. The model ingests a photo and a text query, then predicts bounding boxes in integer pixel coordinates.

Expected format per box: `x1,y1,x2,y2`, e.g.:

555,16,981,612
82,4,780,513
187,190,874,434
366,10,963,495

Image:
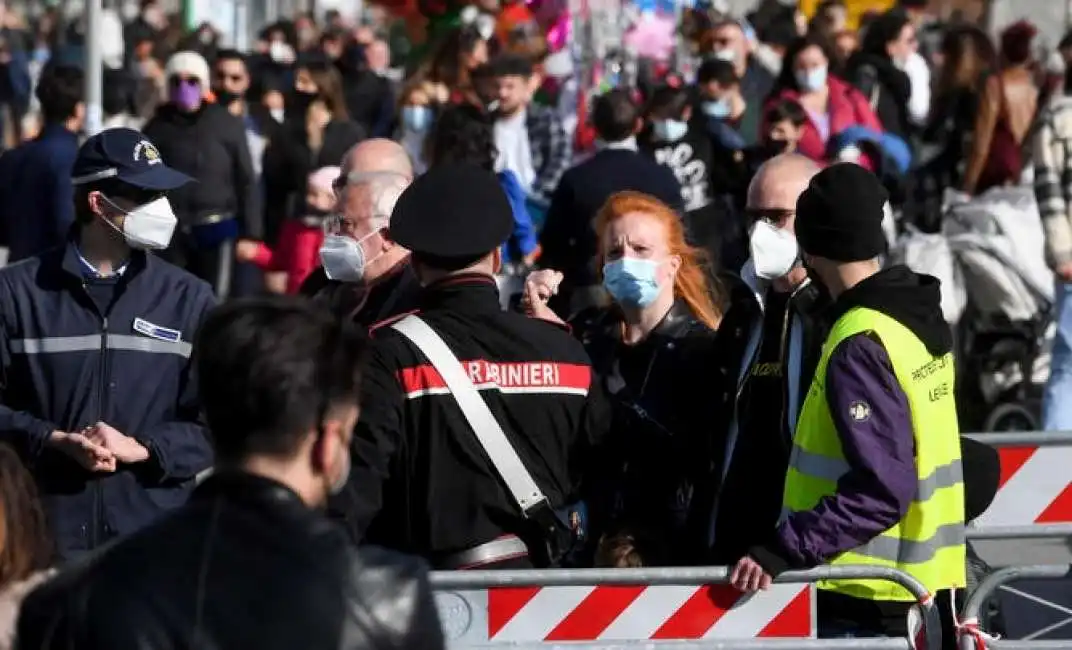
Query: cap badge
133,140,162,166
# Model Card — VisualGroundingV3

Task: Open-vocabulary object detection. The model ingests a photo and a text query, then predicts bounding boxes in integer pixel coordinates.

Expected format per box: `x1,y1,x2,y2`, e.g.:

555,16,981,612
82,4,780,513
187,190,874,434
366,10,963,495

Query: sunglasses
745,208,795,226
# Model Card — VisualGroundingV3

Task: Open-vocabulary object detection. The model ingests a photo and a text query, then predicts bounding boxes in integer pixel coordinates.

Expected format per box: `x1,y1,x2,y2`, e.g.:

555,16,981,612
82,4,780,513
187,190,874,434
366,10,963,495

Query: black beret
390,163,514,258
795,163,888,263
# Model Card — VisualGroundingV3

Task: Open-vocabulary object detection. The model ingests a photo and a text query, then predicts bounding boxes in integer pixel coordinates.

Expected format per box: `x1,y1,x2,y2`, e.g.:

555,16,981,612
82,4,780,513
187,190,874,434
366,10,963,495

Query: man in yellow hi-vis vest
730,163,966,638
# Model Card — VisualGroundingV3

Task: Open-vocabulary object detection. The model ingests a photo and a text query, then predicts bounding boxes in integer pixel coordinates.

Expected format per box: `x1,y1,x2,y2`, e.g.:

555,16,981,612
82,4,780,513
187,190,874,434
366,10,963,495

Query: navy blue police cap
71,128,193,191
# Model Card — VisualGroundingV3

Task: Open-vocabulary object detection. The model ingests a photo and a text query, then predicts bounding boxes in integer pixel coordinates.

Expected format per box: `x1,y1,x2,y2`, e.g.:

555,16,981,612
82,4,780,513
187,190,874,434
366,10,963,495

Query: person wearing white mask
0,127,215,560
302,139,422,330
695,154,827,567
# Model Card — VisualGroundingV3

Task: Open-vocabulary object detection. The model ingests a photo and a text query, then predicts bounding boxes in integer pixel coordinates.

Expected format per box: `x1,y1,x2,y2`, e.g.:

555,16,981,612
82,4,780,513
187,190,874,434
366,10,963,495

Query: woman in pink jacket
764,34,883,169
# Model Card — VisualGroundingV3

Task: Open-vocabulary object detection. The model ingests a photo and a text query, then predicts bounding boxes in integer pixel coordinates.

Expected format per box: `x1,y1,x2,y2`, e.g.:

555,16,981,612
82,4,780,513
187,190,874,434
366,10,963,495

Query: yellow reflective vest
783,306,966,601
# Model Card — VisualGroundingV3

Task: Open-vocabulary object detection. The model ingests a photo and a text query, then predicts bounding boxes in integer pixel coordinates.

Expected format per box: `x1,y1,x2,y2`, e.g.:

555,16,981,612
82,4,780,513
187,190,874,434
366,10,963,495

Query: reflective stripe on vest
783,306,966,602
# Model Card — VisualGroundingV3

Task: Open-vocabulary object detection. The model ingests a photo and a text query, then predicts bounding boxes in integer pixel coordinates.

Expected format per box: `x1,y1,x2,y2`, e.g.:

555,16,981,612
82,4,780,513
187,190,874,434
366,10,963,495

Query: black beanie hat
795,163,889,263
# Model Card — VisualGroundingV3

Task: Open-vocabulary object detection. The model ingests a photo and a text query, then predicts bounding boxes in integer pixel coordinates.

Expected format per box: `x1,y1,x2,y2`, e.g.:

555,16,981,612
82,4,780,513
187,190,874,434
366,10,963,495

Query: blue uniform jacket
0,241,216,557
0,124,79,262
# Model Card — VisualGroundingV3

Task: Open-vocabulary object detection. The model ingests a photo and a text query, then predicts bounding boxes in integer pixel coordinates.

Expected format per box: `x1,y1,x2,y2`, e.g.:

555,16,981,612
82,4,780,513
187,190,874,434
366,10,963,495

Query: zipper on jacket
91,316,109,549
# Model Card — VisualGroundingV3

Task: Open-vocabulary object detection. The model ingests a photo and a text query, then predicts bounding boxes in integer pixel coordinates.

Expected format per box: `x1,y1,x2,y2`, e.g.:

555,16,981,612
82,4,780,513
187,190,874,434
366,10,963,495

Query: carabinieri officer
0,128,216,559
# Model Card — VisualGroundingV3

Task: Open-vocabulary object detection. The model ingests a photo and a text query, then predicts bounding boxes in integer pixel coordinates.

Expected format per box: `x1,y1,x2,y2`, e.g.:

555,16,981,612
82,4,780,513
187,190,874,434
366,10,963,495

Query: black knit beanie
795,163,889,263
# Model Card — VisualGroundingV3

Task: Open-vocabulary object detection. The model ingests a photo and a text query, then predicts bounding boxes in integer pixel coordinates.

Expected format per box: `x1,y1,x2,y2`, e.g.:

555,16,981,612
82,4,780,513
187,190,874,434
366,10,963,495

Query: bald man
340,138,414,186
300,138,421,328
693,154,830,564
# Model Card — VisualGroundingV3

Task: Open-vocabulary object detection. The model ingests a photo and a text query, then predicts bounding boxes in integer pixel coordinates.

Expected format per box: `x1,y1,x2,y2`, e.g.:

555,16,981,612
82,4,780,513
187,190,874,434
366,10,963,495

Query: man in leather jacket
693,154,828,565
16,297,445,650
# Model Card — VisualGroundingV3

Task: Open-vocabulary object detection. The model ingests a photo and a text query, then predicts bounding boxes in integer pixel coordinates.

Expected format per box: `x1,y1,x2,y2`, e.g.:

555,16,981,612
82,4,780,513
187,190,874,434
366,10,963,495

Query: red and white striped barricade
431,566,943,650
965,431,1072,540
434,583,813,644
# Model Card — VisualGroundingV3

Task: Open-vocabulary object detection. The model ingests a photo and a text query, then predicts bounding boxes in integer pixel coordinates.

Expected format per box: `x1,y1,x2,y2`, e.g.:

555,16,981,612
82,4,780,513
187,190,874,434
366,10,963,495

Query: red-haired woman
524,191,723,566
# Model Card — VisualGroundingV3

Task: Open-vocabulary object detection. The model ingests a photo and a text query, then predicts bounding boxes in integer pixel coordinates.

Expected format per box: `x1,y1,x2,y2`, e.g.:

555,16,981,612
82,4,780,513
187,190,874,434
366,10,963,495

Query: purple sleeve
775,333,916,567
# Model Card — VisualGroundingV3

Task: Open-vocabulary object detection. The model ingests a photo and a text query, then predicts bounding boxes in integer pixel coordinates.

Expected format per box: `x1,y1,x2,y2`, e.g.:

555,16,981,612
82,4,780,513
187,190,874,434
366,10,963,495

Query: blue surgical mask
702,99,731,119
401,105,432,132
652,119,688,142
794,66,828,93
602,258,662,307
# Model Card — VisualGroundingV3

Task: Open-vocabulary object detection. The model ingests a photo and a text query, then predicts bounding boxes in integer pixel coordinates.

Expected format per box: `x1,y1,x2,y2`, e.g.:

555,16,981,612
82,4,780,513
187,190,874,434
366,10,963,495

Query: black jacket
16,472,445,650
301,261,424,331
0,241,215,558
571,299,719,565
142,103,262,239
341,275,611,566
263,118,366,240
539,148,682,300
693,268,830,564
847,53,913,143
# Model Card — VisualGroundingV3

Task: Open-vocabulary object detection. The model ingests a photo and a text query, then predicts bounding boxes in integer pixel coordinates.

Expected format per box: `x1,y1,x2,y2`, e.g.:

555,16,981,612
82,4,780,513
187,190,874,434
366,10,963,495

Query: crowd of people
0,0,1070,646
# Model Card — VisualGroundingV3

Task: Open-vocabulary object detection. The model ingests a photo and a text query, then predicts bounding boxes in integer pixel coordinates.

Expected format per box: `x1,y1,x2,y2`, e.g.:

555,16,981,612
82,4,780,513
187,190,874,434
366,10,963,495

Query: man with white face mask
0,128,216,559
300,139,422,329
695,154,828,565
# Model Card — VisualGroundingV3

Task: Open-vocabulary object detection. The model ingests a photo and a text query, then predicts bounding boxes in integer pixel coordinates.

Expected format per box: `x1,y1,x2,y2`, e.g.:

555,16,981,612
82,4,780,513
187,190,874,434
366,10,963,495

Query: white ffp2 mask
749,220,798,281
104,196,178,250
318,230,383,283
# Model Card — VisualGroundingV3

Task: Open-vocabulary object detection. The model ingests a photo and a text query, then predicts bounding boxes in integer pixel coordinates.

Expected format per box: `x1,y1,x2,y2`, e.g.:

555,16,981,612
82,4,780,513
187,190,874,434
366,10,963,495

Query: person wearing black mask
143,50,261,299
322,28,393,137
262,58,365,252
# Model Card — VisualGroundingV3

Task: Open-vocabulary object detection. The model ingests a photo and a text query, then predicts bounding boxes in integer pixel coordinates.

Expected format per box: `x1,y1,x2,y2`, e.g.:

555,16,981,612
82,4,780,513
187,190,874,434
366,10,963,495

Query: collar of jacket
587,297,698,342
419,273,500,313
739,258,815,313
57,236,150,286
193,471,309,511
38,122,79,143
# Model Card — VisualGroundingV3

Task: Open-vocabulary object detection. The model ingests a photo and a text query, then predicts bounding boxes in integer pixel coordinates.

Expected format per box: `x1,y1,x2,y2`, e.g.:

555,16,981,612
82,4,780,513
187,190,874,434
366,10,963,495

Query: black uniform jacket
15,472,445,650
340,274,611,563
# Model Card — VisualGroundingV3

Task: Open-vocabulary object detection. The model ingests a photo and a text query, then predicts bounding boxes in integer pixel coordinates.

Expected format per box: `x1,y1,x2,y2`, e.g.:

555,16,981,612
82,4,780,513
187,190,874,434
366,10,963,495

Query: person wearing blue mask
395,81,437,175
764,35,883,167
696,58,759,146
524,190,723,566
640,83,734,270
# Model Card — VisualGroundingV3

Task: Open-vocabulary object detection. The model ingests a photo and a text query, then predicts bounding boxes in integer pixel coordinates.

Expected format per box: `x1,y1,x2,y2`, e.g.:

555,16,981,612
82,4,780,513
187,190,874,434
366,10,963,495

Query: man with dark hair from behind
540,88,682,317
0,64,84,262
17,295,446,650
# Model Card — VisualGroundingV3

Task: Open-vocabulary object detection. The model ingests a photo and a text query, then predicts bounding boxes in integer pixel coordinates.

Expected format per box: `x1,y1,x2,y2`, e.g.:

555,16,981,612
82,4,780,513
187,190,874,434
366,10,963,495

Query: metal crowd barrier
431,565,942,650
964,431,1072,542
958,564,1072,650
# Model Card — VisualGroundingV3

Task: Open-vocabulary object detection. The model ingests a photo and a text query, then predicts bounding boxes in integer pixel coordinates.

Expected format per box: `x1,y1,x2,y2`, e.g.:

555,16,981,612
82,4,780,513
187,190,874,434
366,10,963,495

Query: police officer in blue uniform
0,128,216,559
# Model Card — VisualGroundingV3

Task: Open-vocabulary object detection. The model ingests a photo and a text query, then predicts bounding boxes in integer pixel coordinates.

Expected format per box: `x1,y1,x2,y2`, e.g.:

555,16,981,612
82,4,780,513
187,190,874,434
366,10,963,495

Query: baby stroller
943,188,1054,432
894,187,1054,432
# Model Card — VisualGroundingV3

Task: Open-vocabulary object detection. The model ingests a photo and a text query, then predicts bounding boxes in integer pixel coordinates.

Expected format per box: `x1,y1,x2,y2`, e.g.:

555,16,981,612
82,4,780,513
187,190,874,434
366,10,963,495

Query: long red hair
595,191,724,330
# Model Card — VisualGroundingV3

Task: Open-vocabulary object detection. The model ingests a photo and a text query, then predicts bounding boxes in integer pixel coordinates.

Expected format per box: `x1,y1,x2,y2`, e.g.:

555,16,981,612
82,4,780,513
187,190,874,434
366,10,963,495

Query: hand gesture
522,269,565,324
730,556,773,593
85,422,150,464
49,431,116,473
